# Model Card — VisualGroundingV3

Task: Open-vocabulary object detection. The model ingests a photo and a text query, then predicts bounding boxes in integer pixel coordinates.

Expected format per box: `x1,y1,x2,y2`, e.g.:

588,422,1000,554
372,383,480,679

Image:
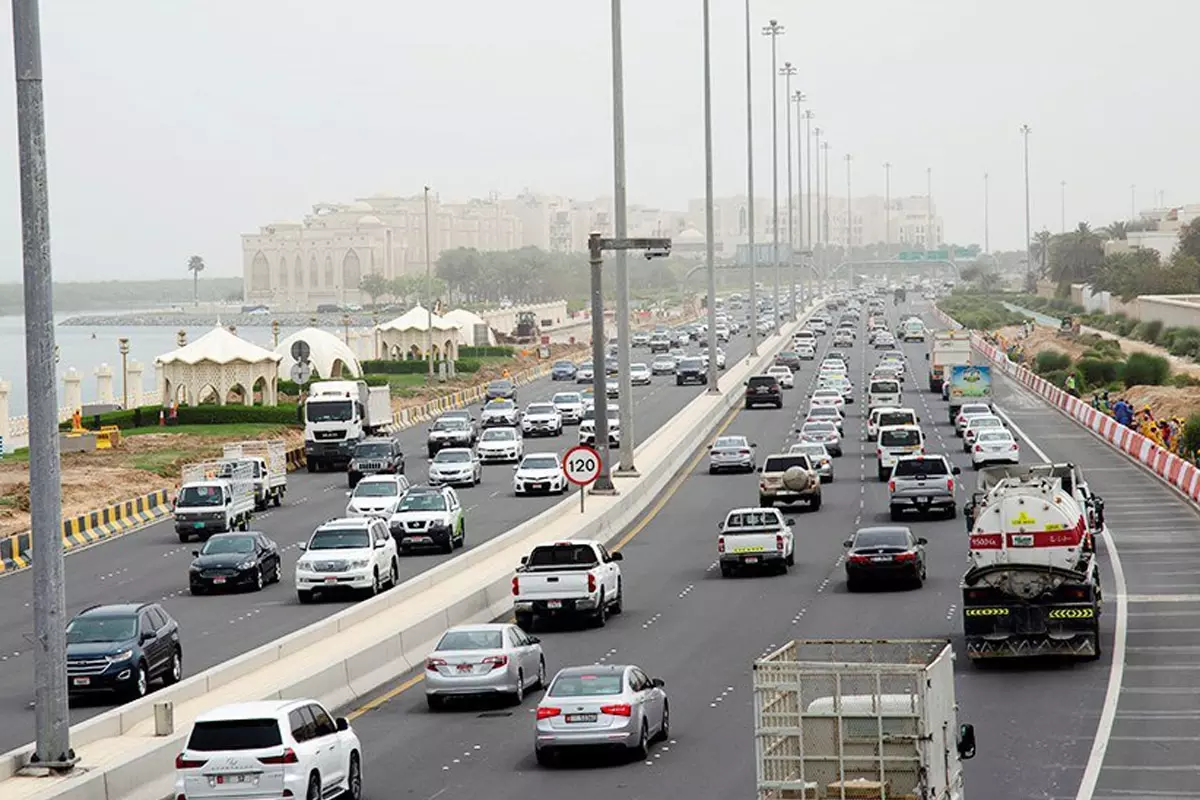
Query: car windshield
553,361,573,369
481,429,515,441
434,450,471,463
187,719,283,752
354,481,399,497
881,429,922,447
308,528,370,550
764,455,810,471
853,530,910,549
680,358,703,369
67,615,137,644
200,536,255,555
962,405,991,417
813,390,840,398
714,436,748,449
526,404,555,415
790,443,826,458
979,430,1013,443
177,485,224,507
778,352,798,359
969,417,1002,429
398,492,447,512
436,630,503,651
579,362,594,370
893,458,949,477
871,381,900,393
767,367,789,375
878,412,917,427
724,510,781,529
434,419,468,431
306,400,352,423
552,393,580,404
528,543,598,567
487,400,514,411
803,422,836,434
520,456,559,470
809,407,838,417
489,382,513,393
354,442,392,457
549,673,624,697
748,376,776,387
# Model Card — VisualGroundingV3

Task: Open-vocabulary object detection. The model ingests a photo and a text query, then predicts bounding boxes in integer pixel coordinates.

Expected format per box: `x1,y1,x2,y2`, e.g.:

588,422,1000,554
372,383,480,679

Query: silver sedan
425,623,546,709
535,664,669,765
708,435,756,473
789,442,834,482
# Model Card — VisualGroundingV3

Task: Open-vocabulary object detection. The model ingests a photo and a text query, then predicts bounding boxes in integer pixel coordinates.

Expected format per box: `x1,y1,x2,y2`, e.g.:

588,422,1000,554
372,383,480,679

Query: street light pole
926,167,933,248
883,162,892,251
423,186,434,377
609,0,637,476
13,0,73,771
844,154,853,254
1130,184,1136,221
812,127,821,249
800,107,813,305
763,19,784,334
780,63,796,320
702,0,719,392
118,338,129,409
822,141,831,246
1021,124,1033,292
743,0,758,355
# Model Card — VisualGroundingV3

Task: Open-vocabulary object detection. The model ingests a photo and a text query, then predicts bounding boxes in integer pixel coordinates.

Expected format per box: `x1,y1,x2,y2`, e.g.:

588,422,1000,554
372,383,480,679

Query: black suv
676,357,708,386
66,602,182,702
745,375,783,408
348,437,405,488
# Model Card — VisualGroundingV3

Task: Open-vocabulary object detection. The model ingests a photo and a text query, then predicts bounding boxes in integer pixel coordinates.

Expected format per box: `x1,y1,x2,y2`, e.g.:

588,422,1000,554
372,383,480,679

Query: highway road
0,330,758,754
333,298,1189,800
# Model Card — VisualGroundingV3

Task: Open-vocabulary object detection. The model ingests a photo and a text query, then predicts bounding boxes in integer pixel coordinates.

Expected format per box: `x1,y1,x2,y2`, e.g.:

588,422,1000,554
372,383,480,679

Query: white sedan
971,428,1020,467
513,452,568,495
809,388,846,411
766,366,794,389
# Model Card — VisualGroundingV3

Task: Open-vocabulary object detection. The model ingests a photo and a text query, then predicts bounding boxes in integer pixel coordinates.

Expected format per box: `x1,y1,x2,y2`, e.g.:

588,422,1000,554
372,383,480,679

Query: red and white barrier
932,305,1200,503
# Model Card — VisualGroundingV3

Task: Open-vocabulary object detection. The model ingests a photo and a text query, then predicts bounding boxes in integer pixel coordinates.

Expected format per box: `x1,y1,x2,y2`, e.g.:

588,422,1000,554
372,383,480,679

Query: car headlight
110,649,134,662
189,563,201,572
296,561,315,573
348,559,371,569
239,559,256,570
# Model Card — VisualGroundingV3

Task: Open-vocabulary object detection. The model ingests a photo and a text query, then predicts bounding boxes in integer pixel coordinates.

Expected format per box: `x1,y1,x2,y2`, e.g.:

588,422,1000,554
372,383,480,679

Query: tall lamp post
821,141,831,248
701,0,719,391
1021,124,1033,291
844,154,853,257
800,107,813,305
742,0,758,355
118,338,129,409
812,126,822,249
780,64,797,319
883,162,892,251
586,234,672,496
763,19,785,333
609,0,637,476
423,186,434,377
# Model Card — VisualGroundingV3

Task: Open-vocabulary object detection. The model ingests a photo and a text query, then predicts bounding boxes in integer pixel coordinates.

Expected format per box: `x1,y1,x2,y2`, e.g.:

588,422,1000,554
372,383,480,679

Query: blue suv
66,603,182,702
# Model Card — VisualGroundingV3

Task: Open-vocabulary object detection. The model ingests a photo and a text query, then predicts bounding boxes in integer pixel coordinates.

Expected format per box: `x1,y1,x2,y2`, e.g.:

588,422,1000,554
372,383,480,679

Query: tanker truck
960,463,1104,662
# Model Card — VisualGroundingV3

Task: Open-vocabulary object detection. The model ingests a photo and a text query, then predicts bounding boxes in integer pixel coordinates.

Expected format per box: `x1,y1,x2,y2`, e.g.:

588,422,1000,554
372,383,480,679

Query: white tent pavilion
276,327,362,380
156,326,282,406
376,304,461,361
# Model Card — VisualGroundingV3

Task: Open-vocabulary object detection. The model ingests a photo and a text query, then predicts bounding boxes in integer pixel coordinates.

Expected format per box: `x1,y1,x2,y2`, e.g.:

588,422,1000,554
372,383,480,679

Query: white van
867,377,902,409
876,425,925,481
866,407,919,441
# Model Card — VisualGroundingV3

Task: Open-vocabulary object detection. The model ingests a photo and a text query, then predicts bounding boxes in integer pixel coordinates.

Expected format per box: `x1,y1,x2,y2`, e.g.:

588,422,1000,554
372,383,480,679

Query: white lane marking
995,401,1128,800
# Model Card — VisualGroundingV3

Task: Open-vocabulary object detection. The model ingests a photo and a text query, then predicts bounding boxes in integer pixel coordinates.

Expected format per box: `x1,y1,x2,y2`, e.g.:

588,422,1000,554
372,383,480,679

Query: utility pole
844,154,853,253
813,127,821,248
984,172,990,254
13,0,74,772
1021,124,1033,291
423,186,434,377
780,63,796,320
883,162,892,250
822,141,831,246
609,0,637,476
763,19,784,334
926,167,933,248
700,0,719,391
801,107,813,306
743,0,758,355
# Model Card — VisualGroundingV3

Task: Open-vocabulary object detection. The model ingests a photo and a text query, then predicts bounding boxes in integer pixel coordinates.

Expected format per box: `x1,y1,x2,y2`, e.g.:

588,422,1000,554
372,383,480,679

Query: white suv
295,517,399,602
175,699,362,800
388,485,465,554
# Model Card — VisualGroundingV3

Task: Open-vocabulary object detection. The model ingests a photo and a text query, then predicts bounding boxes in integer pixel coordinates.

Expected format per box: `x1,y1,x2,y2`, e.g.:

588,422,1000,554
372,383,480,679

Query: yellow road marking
345,396,744,718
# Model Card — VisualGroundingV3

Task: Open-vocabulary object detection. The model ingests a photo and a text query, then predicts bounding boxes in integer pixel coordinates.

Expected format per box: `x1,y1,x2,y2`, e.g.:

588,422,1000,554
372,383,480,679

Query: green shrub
1034,350,1072,374
1172,373,1200,388
360,358,484,375
1039,369,1069,387
1123,351,1171,387
458,346,515,358
1076,358,1123,388
62,404,302,431
1183,415,1200,462
1133,319,1164,344
1094,338,1123,355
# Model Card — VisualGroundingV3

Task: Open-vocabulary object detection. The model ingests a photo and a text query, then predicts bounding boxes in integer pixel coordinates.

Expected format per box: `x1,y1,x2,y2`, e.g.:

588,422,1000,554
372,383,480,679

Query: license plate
72,677,90,686
324,577,338,583
871,555,892,562
547,600,563,609
193,522,204,529
744,556,759,564
216,774,254,785
917,496,929,503
566,713,597,723
533,484,545,490
457,663,473,672
213,576,226,584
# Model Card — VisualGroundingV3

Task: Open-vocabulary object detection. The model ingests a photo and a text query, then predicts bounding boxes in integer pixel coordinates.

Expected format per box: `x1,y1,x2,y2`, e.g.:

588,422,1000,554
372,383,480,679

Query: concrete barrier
0,305,820,800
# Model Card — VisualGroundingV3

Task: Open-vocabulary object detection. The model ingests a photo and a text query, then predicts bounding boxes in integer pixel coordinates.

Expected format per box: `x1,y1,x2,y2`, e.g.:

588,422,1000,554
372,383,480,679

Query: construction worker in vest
1064,373,1079,397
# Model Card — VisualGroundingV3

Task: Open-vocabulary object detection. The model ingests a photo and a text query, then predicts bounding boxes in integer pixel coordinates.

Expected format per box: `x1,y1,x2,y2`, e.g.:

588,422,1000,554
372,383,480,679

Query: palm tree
1101,221,1128,241
1030,230,1053,278
186,255,206,306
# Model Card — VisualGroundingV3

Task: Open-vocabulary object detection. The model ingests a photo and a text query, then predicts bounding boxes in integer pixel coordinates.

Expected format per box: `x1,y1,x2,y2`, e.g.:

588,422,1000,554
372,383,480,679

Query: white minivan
875,425,926,481
867,377,903,409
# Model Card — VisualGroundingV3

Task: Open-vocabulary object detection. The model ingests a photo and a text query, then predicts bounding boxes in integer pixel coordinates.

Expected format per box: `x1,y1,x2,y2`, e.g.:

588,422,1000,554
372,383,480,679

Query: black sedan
189,532,281,594
551,360,577,381
842,526,926,591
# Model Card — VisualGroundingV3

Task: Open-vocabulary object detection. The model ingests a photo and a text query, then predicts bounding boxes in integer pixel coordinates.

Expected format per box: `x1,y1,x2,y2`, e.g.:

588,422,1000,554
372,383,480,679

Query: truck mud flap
964,604,1099,660
965,634,1098,660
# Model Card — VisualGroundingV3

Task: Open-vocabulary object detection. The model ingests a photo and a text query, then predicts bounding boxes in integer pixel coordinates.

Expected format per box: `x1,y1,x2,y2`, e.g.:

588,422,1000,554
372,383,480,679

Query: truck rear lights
888,480,896,492
776,535,785,552
511,576,520,596
587,573,597,593
717,536,726,553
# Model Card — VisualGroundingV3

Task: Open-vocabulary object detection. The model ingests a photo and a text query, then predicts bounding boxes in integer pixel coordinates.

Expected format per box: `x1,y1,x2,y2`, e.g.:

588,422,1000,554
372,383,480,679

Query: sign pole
564,444,602,514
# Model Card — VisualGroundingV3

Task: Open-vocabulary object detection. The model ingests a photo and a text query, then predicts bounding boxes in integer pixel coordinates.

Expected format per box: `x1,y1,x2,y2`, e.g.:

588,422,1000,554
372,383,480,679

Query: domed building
442,308,496,346
275,328,362,381
673,227,707,258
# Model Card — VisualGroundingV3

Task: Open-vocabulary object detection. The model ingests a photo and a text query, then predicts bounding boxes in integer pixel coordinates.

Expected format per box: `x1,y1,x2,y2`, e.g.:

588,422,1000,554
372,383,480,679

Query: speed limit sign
563,445,602,486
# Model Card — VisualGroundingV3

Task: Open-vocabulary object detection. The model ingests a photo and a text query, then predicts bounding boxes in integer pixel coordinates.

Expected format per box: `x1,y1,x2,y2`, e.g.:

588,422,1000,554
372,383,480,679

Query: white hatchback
971,428,1020,467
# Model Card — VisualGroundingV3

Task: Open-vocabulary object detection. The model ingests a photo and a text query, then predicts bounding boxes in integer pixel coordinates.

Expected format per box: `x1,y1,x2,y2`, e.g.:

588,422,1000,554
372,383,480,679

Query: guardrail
932,304,1200,505
0,303,820,800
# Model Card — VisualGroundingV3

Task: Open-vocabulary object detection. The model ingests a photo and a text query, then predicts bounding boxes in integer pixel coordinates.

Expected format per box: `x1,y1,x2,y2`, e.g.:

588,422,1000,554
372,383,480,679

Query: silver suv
888,454,961,521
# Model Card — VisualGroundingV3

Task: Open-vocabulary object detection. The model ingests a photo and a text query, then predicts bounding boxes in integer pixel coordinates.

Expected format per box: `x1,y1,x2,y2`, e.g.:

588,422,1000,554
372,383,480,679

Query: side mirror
140,631,154,643
297,542,307,551
952,466,962,475
527,635,541,644
519,555,528,565
842,539,853,548
957,723,976,760
191,550,200,557
785,518,796,526
374,539,386,548
336,717,350,732
611,551,624,561
345,491,353,497
513,464,519,470
717,521,724,530
916,537,928,545
651,677,666,688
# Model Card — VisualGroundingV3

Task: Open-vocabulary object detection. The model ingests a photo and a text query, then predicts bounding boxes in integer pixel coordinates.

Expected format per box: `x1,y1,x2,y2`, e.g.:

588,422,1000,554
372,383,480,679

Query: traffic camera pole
12,0,74,772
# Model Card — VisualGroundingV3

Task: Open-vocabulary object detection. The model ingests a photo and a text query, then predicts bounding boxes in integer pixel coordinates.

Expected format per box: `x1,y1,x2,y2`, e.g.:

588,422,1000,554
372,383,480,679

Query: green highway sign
896,250,949,261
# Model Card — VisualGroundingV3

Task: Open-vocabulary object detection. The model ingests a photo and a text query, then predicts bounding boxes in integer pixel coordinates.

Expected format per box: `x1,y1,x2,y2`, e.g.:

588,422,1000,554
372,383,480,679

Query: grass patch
122,423,294,439
129,448,198,477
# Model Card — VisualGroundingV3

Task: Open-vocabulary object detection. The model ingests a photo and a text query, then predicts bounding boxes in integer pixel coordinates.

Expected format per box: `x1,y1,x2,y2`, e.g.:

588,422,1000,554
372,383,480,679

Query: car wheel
810,495,822,511
877,466,888,481
759,496,773,507
345,753,362,800
456,522,466,549
535,658,547,689
785,552,795,567
298,590,314,604
365,569,380,598
535,747,555,767
442,534,454,555
305,772,321,800
720,563,734,578
846,575,860,593
515,612,534,632
592,592,607,628
129,662,149,700
946,505,957,520
164,649,183,685
611,581,623,614
177,532,190,543
389,559,399,588
631,720,650,761
512,670,525,705
890,507,902,521
655,702,671,742
253,568,264,592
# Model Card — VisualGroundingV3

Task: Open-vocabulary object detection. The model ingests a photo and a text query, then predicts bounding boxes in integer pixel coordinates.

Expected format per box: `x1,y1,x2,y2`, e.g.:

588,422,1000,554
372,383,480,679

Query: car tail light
895,552,917,562
426,657,447,671
537,707,562,720
776,534,785,552
888,480,896,492
1011,443,1019,451
717,536,725,553
601,704,633,717
175,754,207,769
974,444,983,452
947,478,955,491
739,449,751,455
876,448,882,457
257,748,299,765
588,573,597,593
847,554,870,565
511,576,519,596
482,655,508,670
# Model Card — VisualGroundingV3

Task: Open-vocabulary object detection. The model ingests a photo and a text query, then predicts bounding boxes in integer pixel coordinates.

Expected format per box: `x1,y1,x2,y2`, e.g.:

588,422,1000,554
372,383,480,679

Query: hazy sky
0,0,1194,282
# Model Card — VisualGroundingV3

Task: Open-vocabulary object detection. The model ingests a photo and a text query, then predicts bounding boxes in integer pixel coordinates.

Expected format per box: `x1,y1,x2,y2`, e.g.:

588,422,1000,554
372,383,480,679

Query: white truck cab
513,540,623,631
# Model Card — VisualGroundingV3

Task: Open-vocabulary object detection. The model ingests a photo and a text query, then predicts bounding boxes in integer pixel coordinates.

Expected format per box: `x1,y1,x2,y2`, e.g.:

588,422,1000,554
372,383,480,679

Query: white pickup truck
222,439,287,510
512,540,624,631
717,507,795,577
